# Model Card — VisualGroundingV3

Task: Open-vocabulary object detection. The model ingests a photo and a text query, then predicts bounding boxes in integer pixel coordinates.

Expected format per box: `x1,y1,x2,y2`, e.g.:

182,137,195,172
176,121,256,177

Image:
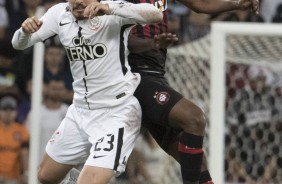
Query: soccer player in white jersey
12,0,162,183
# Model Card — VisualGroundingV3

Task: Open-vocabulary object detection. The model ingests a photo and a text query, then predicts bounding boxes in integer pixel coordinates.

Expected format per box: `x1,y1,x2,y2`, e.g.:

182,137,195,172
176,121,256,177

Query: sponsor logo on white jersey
65,36,107,61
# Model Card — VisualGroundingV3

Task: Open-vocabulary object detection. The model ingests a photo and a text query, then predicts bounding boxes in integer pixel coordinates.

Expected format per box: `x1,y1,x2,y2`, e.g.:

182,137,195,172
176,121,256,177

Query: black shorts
134,73,183,150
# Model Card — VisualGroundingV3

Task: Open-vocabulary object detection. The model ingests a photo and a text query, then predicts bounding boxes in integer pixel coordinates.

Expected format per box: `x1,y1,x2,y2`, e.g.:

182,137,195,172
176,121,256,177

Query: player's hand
236,0,259,14
21,16,42,34
84,2,111,19
152,33,178,49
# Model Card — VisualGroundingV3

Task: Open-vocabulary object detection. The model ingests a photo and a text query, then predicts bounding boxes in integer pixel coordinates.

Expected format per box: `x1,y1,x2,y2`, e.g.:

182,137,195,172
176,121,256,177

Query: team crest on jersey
154,0,167,11
154,91,170,105
89,17,103,31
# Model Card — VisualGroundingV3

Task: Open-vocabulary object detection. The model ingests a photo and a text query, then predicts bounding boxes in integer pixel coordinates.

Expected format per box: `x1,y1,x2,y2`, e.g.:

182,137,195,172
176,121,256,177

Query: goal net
165,22,282,184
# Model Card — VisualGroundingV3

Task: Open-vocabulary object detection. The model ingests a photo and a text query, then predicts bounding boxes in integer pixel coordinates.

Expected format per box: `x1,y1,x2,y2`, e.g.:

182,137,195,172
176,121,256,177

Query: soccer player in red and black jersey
127,0,259,183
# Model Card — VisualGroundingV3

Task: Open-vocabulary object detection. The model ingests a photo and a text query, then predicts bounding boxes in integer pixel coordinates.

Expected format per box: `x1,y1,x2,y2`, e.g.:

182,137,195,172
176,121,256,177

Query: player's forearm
177,0,251,14
128,33,178,53
108,3,163,24
12,28,41,50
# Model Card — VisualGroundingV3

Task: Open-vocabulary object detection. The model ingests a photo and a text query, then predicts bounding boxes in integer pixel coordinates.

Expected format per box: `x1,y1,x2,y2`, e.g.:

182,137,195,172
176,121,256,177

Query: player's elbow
12,44,24,50
11,40,26,50
149,11,163,23
11,40,23,50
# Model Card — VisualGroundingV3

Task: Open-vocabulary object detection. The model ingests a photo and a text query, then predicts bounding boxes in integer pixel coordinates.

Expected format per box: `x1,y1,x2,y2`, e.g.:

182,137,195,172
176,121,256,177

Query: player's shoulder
47,2,69,13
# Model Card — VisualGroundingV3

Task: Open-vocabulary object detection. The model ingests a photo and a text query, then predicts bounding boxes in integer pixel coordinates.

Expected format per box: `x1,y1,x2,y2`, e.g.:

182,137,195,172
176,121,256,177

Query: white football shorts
46,96,141,174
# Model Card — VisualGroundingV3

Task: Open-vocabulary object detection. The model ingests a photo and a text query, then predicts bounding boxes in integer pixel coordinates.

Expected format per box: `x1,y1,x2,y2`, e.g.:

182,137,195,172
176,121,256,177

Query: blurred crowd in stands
225,63,282,183
0,0,281,183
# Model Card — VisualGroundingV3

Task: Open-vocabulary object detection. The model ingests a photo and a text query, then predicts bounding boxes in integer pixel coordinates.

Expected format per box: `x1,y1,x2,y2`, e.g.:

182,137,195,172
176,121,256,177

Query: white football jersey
36,2,141,109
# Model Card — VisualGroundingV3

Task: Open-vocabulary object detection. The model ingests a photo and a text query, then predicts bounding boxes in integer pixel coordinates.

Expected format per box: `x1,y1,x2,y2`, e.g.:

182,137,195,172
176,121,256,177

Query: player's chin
73,12,87,20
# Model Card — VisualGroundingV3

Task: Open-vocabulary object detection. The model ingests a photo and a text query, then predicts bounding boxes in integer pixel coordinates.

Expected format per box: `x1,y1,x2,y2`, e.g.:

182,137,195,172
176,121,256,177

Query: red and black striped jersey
130,0,168,39
128,0,168,74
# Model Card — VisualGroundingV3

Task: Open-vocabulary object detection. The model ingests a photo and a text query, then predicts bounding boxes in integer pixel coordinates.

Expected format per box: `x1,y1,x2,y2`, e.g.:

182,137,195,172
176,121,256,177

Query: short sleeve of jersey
36,3,67,41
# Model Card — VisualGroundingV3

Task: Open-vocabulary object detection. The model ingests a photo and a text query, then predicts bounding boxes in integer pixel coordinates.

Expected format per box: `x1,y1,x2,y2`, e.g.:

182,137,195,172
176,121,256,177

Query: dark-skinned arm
177,0,259,14
128,33,179,53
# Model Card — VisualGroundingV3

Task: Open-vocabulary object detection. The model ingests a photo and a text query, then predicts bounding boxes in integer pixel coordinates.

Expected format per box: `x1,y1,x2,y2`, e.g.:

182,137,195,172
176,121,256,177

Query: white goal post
209,22,282,184
28,7,45,184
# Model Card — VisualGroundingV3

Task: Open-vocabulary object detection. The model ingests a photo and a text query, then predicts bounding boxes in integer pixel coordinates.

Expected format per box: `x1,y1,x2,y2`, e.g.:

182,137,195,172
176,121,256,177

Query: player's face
68,0,97,20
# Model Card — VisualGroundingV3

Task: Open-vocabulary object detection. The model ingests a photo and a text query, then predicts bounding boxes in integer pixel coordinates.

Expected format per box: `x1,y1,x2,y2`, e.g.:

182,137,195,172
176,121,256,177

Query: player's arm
12,4,60,50
128,33,178,53
177,0,259,14
84,1,163,24
12,16,42,50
